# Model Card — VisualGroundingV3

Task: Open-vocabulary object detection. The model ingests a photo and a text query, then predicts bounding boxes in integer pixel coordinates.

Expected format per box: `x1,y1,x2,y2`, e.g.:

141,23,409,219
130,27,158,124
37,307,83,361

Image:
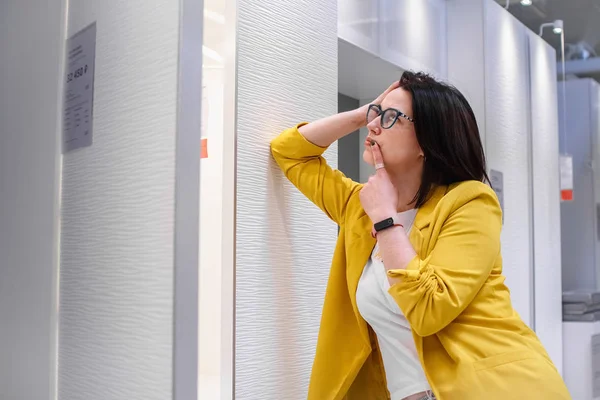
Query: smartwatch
373,215,401,233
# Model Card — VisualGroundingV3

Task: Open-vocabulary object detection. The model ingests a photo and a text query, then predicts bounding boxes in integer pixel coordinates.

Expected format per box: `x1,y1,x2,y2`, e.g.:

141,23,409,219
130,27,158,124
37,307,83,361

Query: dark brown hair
399,71,490,207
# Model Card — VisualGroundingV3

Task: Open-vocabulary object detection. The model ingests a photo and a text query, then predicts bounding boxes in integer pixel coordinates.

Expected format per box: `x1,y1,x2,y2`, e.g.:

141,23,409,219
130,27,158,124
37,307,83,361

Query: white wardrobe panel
484,2,533,325
338,0,379,54
378,0,447,77
528,31,562,374
447,0,486,145
339,0,447,77
236,0,338,398
59,1,180,399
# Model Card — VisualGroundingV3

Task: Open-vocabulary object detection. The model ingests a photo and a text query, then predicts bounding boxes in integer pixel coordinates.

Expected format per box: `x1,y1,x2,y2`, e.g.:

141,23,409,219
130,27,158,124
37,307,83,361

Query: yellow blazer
271,124,571,400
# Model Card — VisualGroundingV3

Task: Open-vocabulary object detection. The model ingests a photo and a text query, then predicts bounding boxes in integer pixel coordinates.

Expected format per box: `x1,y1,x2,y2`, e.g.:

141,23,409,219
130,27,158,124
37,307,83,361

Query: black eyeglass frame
366,104,415,129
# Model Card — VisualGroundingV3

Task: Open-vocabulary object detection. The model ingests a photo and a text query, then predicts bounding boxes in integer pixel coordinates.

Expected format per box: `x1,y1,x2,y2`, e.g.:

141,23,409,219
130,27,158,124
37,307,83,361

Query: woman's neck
388,171,421,213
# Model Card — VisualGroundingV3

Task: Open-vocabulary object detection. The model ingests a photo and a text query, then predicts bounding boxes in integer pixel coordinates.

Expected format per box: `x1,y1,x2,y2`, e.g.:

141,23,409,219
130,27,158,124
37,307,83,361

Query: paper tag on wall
63,22,97,153
201,138,208,159
560,154,573,201
489,169,504,225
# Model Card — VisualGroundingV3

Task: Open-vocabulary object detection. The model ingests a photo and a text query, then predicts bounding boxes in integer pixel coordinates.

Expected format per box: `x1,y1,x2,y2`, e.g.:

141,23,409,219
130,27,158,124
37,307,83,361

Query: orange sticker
201,138,208,159
561,189,573,201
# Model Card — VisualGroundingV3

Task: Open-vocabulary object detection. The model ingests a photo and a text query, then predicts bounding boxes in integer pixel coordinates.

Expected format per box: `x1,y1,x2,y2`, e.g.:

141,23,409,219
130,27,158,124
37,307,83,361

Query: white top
356,208,431,400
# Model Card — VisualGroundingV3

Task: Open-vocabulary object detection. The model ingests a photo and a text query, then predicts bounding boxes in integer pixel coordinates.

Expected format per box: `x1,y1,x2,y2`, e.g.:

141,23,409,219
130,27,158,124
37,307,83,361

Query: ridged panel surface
236,0,338,398
58,1,179,399
484,2,533,324
528,31,562,373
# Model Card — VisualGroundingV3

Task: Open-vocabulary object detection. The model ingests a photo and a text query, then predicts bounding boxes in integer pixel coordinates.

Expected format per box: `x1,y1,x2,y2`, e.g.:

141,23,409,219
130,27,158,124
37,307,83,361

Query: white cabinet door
377,0,447,77
338,0,380,55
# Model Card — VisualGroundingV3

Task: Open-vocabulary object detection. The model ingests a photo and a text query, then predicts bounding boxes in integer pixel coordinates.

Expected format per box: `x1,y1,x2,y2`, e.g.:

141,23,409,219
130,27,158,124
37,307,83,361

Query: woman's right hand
297,80,402,147
372,80,402,106
359,80,402,123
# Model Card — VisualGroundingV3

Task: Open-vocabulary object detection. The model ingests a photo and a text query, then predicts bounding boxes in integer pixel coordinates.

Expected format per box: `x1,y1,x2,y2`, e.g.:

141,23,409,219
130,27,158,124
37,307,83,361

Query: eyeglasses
366,104,415,129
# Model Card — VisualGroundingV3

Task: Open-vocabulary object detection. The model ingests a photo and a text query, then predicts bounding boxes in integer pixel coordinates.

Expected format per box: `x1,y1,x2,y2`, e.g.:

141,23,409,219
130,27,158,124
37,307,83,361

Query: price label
490,169,504,224
63,22,96,153
560,154,574,201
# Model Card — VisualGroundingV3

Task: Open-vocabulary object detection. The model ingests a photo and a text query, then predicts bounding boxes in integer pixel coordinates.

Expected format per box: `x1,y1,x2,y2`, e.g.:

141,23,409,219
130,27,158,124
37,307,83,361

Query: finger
370,141,386,171
374,81,401,105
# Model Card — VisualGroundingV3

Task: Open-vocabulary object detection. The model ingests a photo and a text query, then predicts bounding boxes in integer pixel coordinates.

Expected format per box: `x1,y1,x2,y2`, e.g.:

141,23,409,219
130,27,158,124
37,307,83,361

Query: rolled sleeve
387,256,422,281
384,187,502,337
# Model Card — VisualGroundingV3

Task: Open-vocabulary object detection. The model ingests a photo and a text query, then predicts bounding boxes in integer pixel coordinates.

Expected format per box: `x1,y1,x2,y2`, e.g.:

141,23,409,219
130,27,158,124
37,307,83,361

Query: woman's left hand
359,142,398,223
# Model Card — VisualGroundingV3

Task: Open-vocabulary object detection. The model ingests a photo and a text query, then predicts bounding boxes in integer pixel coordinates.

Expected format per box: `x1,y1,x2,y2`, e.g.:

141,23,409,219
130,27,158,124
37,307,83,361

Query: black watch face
374,217,394,231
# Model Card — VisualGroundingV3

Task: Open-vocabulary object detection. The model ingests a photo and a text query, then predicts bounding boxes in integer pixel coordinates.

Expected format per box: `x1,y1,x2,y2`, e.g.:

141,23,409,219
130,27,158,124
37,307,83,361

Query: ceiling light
539,19,564,36
553,20,564,34
520,0,532,5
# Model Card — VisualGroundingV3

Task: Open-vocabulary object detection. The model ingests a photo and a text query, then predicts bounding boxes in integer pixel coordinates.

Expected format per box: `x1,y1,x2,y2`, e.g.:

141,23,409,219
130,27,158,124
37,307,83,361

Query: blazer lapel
413,185,448,230
412,185,448,255
347,213,376,343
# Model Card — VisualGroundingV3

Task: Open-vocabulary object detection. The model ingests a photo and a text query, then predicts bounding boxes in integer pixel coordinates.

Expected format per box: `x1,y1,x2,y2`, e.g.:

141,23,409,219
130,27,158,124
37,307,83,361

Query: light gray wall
337,93,360,182
235,0,338,397
0,1,65,398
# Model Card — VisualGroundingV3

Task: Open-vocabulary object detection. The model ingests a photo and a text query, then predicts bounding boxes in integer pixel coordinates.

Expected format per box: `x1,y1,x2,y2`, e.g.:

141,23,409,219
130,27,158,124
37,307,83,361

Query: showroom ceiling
498,0,600,56
496,0,600,81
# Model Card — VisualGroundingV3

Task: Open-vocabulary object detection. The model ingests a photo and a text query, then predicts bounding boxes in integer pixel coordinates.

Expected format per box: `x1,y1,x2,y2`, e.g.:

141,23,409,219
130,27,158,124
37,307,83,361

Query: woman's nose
367,121,381,135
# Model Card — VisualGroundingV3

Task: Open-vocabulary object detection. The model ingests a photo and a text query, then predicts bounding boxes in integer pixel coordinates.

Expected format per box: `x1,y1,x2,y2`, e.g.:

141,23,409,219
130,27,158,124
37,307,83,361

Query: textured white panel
236,0,338,398
0,1,64,399
528,31,563,374
484,2,533,325
59,1,179,399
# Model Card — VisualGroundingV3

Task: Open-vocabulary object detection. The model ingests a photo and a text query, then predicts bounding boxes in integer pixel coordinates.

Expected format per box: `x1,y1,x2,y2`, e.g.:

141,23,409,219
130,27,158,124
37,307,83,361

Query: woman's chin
362,150,373,166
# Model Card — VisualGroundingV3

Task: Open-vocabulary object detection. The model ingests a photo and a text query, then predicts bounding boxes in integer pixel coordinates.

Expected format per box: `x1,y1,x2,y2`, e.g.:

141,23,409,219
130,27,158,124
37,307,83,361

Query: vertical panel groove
525,37,536,332
174,0,203,398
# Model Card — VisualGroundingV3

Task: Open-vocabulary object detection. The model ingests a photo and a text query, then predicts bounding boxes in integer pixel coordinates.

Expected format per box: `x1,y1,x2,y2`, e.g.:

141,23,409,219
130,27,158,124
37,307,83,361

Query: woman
270,71,570,400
